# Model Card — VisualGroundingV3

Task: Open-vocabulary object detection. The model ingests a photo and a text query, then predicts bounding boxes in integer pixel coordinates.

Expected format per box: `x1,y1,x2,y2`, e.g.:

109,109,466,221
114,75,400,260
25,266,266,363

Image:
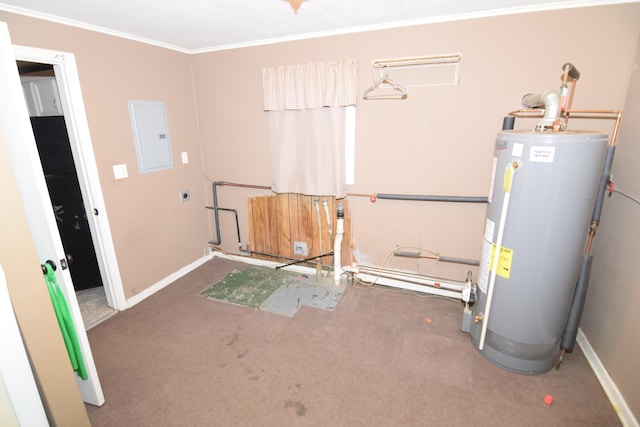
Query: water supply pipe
558,119,620,364
334,203,345,285
205,181,271,250
559,254,593,354
393,250,480,266
350,265,465,299
375,194,488,203
558,63,580,130
206,181,242,249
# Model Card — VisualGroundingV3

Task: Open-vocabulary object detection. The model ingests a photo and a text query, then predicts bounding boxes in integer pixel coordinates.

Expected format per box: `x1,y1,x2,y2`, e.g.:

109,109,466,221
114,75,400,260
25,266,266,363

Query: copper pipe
610,111,623,147
507,108,545,118
584,229,596,254
556,64,576,129
563,110,622,147
562,80,578,130
508,109,622,147
564,109,621,114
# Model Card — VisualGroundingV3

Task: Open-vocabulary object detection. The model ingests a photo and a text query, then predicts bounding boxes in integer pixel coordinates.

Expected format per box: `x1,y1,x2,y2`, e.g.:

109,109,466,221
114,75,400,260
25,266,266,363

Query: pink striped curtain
261,59,358,111
261,59,358,198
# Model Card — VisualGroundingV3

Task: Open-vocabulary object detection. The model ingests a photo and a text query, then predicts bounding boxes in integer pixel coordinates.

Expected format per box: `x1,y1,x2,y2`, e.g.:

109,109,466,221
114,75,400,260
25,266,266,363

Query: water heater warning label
479,219,514,293
490,244,513,279
530,146,556,163
478,219,495,293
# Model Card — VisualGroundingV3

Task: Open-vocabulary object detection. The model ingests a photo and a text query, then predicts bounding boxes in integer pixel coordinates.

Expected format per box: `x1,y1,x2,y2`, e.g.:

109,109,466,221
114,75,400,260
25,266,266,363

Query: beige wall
0,12,210,299
0,130,89,425
584,28,640,421
192,4,639,280
1,2,639,423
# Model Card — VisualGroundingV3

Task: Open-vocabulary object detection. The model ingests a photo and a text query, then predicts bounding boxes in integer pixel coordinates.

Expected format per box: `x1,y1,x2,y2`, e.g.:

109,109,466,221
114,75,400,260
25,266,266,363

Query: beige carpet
85,257,620,426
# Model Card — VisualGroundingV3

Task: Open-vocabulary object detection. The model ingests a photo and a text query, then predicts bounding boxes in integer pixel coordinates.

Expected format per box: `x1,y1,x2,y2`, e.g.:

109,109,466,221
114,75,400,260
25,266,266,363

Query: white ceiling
0,0,631,53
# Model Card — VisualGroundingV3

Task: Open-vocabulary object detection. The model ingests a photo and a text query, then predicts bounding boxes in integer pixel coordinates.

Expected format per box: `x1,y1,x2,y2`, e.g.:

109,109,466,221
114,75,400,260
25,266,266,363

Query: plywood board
248,194,351,268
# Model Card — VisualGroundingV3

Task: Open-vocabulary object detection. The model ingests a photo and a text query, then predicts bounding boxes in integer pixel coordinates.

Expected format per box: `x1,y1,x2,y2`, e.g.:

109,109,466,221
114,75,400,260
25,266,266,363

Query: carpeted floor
85,257,620,426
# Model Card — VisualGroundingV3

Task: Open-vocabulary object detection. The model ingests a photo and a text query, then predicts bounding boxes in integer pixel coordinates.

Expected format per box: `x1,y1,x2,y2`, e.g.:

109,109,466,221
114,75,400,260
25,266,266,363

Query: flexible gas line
479,161,518,351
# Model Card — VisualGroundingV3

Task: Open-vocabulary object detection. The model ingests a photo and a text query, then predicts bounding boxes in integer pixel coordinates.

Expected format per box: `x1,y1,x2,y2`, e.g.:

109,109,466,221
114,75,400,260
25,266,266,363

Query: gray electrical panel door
128,100,173,173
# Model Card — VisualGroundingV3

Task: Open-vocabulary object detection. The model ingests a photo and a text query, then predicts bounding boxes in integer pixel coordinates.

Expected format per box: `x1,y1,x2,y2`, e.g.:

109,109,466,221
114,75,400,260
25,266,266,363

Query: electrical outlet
293,241,308,256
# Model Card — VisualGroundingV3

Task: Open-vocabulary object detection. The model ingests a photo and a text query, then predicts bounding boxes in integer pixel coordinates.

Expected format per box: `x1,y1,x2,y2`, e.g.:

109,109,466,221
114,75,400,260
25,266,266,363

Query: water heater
468,130,608,374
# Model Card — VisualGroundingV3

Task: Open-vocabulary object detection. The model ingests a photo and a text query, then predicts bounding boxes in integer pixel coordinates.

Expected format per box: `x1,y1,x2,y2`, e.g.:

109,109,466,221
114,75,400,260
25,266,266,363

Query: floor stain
227,333,239,347
284,400,307,416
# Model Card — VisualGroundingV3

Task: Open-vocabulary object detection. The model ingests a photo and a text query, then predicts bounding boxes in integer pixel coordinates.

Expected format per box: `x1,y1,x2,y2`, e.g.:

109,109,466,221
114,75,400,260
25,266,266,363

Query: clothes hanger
362,72,408,100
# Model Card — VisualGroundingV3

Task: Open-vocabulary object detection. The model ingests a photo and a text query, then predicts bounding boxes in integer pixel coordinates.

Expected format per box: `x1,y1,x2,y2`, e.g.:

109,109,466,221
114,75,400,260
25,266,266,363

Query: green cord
43,264,88,380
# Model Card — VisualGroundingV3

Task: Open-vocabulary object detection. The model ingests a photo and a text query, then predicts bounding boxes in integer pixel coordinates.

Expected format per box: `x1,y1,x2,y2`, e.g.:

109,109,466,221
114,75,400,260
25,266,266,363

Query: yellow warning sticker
490,244,514,279
503,163,515,193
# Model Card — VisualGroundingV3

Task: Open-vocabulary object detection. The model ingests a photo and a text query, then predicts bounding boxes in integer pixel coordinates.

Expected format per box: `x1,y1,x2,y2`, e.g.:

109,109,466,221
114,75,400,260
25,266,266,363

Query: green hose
43,263,88,380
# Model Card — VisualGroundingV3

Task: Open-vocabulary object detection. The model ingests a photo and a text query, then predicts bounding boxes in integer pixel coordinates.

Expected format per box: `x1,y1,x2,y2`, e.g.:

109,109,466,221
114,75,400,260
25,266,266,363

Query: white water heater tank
469,130,607,374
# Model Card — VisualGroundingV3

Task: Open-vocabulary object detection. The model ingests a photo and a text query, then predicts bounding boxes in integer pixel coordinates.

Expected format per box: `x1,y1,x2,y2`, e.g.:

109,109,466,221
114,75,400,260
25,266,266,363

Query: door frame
13,45,127,311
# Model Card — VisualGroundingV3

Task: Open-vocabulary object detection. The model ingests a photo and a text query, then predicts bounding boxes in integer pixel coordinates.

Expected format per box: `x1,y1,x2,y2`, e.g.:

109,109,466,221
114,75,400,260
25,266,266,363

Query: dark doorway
18,61,103,291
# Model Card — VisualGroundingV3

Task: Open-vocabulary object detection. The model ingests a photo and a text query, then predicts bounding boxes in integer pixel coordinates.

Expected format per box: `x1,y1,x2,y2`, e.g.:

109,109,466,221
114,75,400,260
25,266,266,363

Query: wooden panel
311,198,322,258
288,194,301,259
247,193,351,268
267,195,278,256
298,194,313,259
247,198,256,253
276,194,291,259
252,196,270,254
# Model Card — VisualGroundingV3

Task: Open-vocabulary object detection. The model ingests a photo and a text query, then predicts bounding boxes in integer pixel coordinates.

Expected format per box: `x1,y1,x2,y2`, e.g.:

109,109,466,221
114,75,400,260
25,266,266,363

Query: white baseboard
211,250,319,275
125,252,215,308
125,250,321,309
577,329,638,427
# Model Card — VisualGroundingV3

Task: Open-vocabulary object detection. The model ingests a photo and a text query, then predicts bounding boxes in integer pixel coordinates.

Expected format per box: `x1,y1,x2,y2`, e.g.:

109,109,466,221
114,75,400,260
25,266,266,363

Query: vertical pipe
591,145,616,226
209,181,222,245
207,181,243,250
502,116,515,130
333,203,344,285
314,199,322,277
560,144,616,358
560,254,593,353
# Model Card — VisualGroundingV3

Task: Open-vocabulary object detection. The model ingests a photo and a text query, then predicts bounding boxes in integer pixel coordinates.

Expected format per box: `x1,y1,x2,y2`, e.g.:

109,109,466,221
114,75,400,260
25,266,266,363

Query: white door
0,22,117,406
0,264,49,426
